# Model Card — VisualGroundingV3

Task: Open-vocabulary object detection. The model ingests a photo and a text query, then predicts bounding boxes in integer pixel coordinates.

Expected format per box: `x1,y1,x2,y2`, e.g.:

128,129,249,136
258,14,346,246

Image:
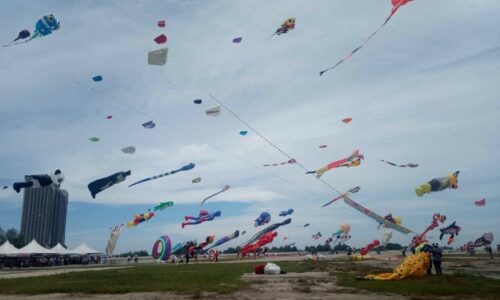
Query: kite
439,221,461,244
312,232,322,240
200,185,230,206
325,237,333,246
233,37,242,43
154,34,167,44
182,210,221,228
240,231,277,257
242,218,291,246
127,211,155,228
473,232,494,248
204,230,240,252
333,233,352,245
128,163,195,188
192,177,201,183
89,137,100,142
306,149,364,178
241,230,246,235
195,235,216,251
319,0,413,76
158,20,165,27
106,115,112,119
279,208,294,217
4,15,60,47
377,213,402,230
13,169,64,193
92,75,103,82
142,121,156,128
154,201,174,211
152,236,172,261
239,130,248,136
271,17,296,37
339,194,413,234
121,146,136,154
88,170,131,198
193,99,202,104
318,145,328,149
304,223,310,227
475,198,486,207
342,118,352,123
332,223,351,237
382,230,393,247
363,252,430,281
410,213,446,247
381,160,418,168
263,158,297,167
206,105,221,116
415,171,459,197
360,239,380,256
148,48,168,65
171,241,185,254
105,225,122,257
322,186,360,208
255,212,271,227
2,186,7,190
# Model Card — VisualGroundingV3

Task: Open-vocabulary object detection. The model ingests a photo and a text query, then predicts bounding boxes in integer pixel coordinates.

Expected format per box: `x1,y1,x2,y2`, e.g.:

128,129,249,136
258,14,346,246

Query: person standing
432,244,443,275
185,251,190,264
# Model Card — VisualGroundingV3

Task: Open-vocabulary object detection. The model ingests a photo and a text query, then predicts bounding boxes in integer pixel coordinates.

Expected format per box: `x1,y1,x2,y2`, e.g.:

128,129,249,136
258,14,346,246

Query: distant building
20,175,68,248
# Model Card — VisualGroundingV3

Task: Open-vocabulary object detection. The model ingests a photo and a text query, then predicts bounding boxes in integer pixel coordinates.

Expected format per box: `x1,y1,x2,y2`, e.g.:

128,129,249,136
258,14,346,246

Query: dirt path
0,266,131,279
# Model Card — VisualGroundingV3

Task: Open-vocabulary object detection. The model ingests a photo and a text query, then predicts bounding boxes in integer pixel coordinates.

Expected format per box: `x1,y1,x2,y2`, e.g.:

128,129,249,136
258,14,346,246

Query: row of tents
0,240,101,256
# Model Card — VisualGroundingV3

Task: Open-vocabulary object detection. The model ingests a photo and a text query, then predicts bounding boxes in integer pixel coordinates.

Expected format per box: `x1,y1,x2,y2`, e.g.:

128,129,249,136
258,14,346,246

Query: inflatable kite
241,230,246,235
193,99,202,104
152,236,172,261
121,146,136,154
364,252,430,281
206,105,221,116
377,213,402,230
195,235,215,251
182,210,221,228
332,223,351,237
473,232,494,247
105,225,122,257
13,169,65,193
307,149,364,178
158,20,165,27
338,194,413,234
233,37,242,43
342,118,352,123
88,170,131,198
381,160,418,168
171,241,185,254
382,230,393,247
239,130,248,136
322,186,360,208
304,223,310,227
255,212,271,227
312,232,322,240
154,201,173,211
92,75,103,82
439,222,461,244
333,233,351,245
127,211,155,228
475,198,486,206
154,34,167,44
360,239,380,256
410,213,446,247
200,185,230,206
319,0,413,76
89,137,99,142
192,177,202,183
148,48,168,65
106,115,112,119
142,121,156,128
263,158,297,167
4,15,60,47
271,17,295,37
204,230,240,252
279,208,294,217
242,218,291,246
128,163,195,188
415,171,459,197
240,231,277,257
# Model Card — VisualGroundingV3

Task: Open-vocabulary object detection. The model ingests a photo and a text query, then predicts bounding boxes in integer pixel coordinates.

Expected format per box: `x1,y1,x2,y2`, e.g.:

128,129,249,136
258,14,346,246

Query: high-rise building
20,175,68,248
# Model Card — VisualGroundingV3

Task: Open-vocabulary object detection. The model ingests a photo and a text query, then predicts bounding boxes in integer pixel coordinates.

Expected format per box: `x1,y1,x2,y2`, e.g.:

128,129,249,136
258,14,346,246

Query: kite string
209,94,345,196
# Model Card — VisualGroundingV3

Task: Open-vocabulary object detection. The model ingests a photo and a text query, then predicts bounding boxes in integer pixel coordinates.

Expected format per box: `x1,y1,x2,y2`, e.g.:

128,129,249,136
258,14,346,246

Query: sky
0,0,499,254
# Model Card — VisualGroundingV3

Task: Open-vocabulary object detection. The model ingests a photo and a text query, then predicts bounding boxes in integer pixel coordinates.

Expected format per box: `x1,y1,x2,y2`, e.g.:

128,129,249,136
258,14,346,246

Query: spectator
127,255,131,263
134,255,138,263
431,244,443,275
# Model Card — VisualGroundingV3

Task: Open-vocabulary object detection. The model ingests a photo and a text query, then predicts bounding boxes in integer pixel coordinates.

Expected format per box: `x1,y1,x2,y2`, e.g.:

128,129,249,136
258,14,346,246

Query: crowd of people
0,255,102,269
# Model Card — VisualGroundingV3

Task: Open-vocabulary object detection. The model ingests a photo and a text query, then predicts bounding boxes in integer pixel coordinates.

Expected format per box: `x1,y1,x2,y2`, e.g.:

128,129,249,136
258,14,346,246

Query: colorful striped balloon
152,236,172,261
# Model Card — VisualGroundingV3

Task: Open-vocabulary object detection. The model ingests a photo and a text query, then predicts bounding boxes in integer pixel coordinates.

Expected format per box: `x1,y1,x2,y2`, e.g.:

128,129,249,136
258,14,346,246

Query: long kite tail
3,33,40,47
128,177,152,188
200,185,230,206
319,8,397,76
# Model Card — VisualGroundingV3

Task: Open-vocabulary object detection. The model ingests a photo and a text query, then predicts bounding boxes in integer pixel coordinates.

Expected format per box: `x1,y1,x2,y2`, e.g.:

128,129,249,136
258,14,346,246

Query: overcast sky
0,0,499,253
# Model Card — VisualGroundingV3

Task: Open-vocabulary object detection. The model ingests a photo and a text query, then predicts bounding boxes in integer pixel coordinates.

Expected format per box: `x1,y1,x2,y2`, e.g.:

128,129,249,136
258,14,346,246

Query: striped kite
307,150,364,178
381,160,418,168
128,163,195,188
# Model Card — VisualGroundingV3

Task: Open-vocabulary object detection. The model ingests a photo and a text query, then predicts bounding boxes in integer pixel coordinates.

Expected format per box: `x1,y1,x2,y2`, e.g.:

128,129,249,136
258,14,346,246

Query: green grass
335,271,500,299
0,261,311,295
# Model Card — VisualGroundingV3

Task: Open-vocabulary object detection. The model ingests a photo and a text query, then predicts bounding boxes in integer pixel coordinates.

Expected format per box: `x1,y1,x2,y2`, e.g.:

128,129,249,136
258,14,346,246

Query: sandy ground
0,266,131,279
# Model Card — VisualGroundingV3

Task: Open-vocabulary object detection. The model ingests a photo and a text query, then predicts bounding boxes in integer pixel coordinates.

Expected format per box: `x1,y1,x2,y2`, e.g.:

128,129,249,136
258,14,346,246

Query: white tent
50,243,69,255
69,243,101,255
18,240,54,254
0,240,20,256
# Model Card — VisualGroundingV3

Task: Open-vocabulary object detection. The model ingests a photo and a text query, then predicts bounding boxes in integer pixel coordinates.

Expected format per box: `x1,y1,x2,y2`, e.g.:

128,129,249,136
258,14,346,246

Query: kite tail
3,32,40,47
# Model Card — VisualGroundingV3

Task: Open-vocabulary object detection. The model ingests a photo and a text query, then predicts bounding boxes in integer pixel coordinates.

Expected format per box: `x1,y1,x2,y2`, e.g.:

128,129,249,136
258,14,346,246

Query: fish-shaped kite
4,15,60,47
263,158,296,167
88,170,131,199
307,149,364,178
142,121,156,128
154,201,174,211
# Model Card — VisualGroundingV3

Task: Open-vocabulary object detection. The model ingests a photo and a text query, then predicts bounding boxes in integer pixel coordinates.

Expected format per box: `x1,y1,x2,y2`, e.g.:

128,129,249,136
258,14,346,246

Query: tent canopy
18,240,54,254
69,243,101,255
0,240,20,255
50,243,69,255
